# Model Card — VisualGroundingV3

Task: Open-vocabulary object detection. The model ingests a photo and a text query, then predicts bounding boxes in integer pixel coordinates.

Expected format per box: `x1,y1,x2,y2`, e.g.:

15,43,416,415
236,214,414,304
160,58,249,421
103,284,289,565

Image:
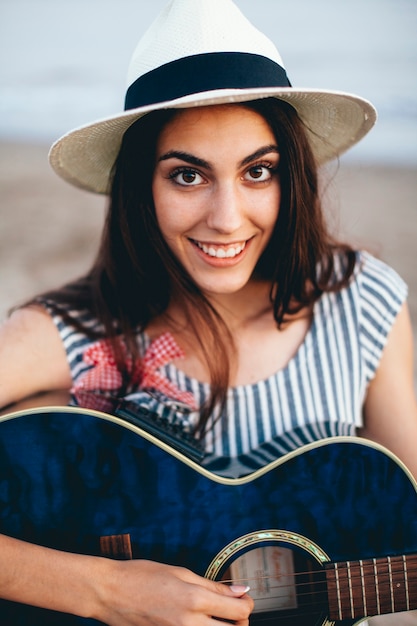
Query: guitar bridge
115,399,205,464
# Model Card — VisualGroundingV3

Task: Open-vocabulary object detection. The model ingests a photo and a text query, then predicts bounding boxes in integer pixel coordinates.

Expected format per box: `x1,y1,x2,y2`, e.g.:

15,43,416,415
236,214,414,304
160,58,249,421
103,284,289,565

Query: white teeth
196,241,246,258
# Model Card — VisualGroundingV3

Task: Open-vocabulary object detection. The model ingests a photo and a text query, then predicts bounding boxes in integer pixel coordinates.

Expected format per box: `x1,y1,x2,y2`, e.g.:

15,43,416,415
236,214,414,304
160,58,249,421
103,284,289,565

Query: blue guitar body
0,406,416,624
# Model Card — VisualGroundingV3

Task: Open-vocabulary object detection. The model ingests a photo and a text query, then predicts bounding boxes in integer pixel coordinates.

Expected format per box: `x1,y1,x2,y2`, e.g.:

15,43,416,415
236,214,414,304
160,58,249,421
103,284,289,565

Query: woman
0,0,416,623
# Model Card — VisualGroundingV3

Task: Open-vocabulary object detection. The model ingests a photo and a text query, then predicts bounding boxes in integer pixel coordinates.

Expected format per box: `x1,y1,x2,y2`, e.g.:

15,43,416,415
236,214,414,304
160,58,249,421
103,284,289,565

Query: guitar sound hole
217,543,328,625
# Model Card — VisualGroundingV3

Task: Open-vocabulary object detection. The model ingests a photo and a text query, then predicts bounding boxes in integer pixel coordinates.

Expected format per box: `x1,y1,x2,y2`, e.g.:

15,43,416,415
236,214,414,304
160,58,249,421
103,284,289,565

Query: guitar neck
325,553,417,621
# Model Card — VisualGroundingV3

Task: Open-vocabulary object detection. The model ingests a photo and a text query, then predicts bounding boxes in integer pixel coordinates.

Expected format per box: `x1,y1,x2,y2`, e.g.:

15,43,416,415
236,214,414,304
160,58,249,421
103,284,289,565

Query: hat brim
49,87,377,195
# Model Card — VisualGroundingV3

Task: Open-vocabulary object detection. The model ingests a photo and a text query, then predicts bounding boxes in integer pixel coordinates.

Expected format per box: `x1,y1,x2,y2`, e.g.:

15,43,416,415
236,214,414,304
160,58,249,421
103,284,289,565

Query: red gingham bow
71,332,197,409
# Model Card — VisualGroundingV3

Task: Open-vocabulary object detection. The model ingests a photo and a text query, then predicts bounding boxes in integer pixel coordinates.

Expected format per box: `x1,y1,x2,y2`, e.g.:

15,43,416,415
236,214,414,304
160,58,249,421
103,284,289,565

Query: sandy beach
0,141,417,624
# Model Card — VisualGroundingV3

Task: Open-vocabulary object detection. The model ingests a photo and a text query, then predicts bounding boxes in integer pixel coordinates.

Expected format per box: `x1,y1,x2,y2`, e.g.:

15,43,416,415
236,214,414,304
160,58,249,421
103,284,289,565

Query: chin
199,278,252,297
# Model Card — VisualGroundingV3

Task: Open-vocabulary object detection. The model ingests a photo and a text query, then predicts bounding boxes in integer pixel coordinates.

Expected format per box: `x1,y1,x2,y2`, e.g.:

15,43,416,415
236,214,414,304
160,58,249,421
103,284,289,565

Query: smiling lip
193,239,248,259
190,238,252,267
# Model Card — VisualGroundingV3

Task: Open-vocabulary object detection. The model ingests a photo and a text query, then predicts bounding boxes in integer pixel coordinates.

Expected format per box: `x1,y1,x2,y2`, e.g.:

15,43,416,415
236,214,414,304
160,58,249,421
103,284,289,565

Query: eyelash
168,167,204,186
168,162,278,186
245,162,278,181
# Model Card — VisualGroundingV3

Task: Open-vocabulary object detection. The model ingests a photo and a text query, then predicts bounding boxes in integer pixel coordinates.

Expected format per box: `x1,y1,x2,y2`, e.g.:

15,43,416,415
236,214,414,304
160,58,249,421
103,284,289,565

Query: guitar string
227,612,327,624
242,593,415,625
214,576,412,623
218,576,415,605
243,611,328,623
218,567,416,598
219,579,398,612
241,612,329,624
219,562,416,587
212,576,415,622
222,579,406,604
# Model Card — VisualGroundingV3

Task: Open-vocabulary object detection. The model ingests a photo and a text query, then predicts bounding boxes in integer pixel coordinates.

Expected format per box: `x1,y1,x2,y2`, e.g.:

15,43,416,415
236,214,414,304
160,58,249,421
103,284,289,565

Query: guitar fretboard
325,554,417,620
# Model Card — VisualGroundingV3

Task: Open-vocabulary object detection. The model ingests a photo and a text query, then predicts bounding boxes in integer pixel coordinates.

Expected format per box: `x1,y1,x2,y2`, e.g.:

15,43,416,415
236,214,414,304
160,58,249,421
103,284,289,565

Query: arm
0,310,253,623
0,534,253,624
360,302,417,480
0,306,72,409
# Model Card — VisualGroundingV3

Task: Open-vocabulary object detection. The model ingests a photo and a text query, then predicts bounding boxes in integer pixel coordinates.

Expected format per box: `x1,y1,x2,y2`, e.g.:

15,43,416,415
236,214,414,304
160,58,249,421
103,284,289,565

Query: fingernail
230,584,251,595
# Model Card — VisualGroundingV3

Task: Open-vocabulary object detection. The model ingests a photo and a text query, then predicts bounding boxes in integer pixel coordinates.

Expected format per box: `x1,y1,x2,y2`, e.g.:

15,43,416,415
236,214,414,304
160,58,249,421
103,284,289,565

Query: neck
201,279,273,330
158,278,273,334
325,553,417,620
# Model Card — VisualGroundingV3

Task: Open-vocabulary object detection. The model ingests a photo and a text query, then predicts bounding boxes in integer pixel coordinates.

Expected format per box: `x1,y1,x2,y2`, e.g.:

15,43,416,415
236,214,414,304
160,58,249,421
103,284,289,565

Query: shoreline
1,140,416,390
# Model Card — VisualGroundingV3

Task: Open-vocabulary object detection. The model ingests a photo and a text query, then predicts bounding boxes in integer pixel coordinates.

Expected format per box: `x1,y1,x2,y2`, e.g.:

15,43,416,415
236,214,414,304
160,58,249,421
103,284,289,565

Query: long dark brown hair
37,99,355,434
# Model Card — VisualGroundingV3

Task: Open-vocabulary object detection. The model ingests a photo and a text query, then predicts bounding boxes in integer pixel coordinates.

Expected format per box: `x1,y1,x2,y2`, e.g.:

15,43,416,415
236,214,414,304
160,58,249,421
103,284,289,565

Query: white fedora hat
49,0,377,195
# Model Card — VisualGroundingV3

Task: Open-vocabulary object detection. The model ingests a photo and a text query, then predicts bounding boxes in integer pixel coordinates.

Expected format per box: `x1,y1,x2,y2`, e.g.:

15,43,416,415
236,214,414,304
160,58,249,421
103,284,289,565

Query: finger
175,570,254,622
207,588,254,623
228,584,251,597
195,575,250,598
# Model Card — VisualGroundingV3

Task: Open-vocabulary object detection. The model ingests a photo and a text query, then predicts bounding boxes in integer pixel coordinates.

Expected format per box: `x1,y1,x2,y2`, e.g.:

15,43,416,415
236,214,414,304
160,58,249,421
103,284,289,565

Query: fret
373,557,395,615
325,554,417,621
387,556,394,613
334,562,342,620
389,554,415,613
361,560,380,616
359,559,368,617
347,561,354,618
403,555,410,610
408,554,417,609
373,558,381,614
326,560,366,620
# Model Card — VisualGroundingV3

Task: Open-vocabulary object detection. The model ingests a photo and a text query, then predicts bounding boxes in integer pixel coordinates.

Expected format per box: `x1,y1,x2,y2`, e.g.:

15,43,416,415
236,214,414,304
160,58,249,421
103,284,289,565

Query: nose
206,183,244,234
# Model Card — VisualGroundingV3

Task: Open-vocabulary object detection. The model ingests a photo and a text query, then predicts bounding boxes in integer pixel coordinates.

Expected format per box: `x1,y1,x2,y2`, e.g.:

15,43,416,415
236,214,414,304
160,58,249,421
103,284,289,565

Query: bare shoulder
0,306,72,409
361,302,417,479
1,305,60,345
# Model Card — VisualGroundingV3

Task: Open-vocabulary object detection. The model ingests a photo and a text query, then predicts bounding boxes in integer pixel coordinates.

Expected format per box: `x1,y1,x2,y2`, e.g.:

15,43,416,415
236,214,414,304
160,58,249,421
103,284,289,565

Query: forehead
156,104,276,153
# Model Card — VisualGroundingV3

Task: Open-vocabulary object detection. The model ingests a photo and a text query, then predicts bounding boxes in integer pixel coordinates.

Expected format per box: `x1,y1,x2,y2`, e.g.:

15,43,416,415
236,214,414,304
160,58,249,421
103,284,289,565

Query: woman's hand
0,535,253,625
93,558,254,625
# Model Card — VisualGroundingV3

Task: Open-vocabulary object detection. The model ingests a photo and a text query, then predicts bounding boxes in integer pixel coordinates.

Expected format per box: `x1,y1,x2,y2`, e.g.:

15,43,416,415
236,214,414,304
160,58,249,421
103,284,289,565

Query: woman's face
152,104,281,297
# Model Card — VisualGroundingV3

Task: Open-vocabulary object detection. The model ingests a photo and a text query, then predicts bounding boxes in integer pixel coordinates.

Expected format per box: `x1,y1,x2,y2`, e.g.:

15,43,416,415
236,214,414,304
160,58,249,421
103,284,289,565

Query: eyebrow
158,150,210,169
157,145,279,169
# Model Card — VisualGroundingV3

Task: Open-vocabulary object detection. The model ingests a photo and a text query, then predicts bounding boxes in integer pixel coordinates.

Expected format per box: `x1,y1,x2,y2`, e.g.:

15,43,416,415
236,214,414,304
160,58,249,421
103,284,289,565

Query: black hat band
124,51,291,110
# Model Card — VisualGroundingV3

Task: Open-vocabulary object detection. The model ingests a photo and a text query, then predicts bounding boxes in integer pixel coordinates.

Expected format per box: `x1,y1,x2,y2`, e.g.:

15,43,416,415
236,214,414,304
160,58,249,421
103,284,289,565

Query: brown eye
169,168,204,186
181,171,198,184
244,164,272,182
249,166,265,179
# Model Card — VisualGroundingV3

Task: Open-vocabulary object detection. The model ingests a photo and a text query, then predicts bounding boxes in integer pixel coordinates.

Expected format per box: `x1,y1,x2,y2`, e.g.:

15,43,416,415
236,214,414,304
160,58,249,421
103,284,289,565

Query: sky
0,0,416,163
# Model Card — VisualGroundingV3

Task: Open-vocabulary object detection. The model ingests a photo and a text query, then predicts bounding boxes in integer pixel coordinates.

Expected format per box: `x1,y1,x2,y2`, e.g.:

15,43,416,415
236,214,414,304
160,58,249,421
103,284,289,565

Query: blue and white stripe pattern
44,251,407,477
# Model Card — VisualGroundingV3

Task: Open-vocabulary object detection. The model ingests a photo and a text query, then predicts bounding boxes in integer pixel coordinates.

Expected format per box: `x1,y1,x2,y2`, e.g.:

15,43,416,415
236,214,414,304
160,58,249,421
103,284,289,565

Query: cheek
154,207,177,241
152,184,176,238
256,184,281,230
153,199,190,247
153,184,202,240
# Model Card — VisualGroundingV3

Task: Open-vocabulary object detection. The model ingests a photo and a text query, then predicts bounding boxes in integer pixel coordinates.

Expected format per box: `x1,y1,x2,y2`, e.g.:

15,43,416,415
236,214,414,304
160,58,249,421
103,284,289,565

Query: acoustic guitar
0,402,416,624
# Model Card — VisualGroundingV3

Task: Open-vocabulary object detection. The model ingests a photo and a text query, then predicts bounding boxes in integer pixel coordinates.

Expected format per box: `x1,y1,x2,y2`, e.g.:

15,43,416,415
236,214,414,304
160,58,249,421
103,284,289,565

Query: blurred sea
0,0,416,164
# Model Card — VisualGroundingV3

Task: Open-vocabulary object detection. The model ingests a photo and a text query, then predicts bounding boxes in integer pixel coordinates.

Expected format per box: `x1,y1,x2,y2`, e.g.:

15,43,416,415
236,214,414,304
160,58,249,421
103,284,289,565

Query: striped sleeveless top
42,251,407,477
